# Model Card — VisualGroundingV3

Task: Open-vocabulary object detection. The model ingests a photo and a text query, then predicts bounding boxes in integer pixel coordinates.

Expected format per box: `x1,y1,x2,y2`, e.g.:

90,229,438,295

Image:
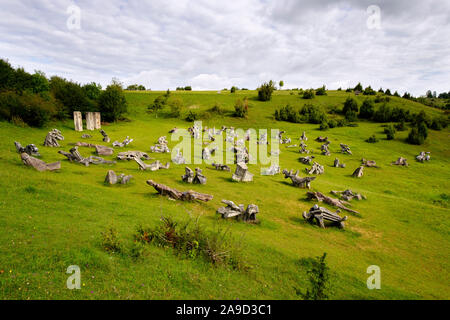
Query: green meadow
0,90,449,299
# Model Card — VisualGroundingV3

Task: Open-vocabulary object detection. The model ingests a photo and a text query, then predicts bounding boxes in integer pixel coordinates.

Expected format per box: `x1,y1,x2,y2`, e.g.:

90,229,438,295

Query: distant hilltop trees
126,84,147,91
176,86,192,91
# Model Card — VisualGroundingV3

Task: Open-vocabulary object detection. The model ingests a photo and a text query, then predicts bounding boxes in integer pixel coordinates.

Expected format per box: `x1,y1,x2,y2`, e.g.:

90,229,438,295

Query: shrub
302,89,315,99
148,95,167,115
319,121,329,131
168,97,184,118
296,253,331,300
275,104,301,123
342,97,358,115
395,120,406,131
354,82,363,92
50,76,96,115
345,109,358,122
373,103,392,122
98,81,128,122
257,81,276,101
184,86,192,91
359,99,374,119
431,117,447,130
230,86,237,93
134,217,246,269
101,227,122,253
83,82,102,100
336,119,346,127
0,90,58,127
327,119,337,128
233,98,248,118
363,86,376,95
407,127,425,145
385,89,392,96
315,85,327,96
209,103,224,115
384,124,396,140
300,104,327,124
366,134,379,143
185,110,198,122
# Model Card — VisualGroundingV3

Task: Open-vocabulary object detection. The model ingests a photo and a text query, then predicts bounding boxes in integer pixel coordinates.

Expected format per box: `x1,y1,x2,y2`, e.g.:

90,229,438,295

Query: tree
98,81,128,122
354,82,363,91
359,99,374,119
83,82,102,101
343,97,358,114
298,253,331,300
230,86,237,93
257,80,276,101
234,98,248,118
384,124,396,140
302,89,315,99
315,85,327,96
148,95,166,115
279,80,284,89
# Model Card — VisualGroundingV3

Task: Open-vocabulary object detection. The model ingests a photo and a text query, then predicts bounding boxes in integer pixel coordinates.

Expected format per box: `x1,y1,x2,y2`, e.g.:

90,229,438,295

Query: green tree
257,80,276,101
298,253,331,300
98,81,128,122
359,99,374,119
279,80,284,89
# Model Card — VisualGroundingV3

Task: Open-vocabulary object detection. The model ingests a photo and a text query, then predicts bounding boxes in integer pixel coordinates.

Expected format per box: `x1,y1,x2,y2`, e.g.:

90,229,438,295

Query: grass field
0,90,449,299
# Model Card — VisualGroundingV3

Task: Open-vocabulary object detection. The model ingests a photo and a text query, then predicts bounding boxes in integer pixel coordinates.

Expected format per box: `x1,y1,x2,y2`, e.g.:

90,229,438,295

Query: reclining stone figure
105,170,133,185
20,153,60,172
217,200,259,222
299,156,315,165
282,169,316,189
302,204,347,229
117,151,151,161
134,158,170,171
15,141,40,157
340,143,352,155
212,163,231,171
416,151,431,162
146,180,213,202
113,136,133,148
333,158,345,168
100,129,110,143
232,162,253,182
59,147,116,167
306,162,324,175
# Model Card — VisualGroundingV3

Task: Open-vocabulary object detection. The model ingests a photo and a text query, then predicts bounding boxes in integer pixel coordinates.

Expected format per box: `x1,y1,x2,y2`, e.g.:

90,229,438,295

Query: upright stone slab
94,112,101,129
73,111,83,131
86,112,95,131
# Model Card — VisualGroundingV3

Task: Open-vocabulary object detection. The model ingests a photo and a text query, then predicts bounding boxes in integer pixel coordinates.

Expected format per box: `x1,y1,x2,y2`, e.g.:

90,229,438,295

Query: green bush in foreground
134,217,246,269
296,253,332,300
366,134,379,143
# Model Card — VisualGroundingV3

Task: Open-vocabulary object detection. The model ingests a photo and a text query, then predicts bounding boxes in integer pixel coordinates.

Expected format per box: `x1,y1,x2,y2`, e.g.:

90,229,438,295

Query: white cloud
0,0,449,95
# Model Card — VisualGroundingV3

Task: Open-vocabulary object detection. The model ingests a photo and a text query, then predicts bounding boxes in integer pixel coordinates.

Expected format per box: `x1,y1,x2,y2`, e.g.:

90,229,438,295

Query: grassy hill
0,90,448,299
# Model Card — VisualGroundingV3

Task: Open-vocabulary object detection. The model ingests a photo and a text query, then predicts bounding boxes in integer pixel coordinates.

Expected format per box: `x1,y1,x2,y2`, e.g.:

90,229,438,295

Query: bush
300,104,327,124
134,217,246,269
384,124,396,140
98,81,128,122
0,90,58,127
234,98,248,118
354,82,363,92
230,86,237,93
296,253,331,300
257,81,275,101
373,103,392,122
209,103,224,115
431,117,447,130
101,227,122,253
315,85,327,96
345,109,358,122
275,104,301,123
319,121,329,130
50,76,96,115
395,120,406,131
363,86,376,95
366,134,379,143
407,126,425,145
342,97,358,115
328,119,337,128
359,99,374,119
185,110,198,122
168,97,184,118
302,89,315,99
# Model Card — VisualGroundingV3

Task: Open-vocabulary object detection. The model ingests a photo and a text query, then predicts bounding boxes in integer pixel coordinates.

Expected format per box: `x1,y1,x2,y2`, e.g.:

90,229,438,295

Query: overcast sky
1,0,449,95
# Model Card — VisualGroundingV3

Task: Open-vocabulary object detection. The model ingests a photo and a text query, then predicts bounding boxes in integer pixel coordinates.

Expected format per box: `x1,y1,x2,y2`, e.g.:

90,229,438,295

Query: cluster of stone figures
15,126,432,228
